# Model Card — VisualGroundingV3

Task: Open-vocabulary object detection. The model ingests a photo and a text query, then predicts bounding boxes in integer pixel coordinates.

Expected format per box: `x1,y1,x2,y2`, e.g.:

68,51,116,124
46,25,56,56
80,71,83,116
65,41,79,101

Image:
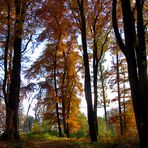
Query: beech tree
108,47,130,135
69,0,112,141
112,0,148,147
26,41,83,137
0,0,28,140
108,101,137,136
0,0,42,140
75,0,98,142
87,0,111,135
97,57,109,128
25,0,83,137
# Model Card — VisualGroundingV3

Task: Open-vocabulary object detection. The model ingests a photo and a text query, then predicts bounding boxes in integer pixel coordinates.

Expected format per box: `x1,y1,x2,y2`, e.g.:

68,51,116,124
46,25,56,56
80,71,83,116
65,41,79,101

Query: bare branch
97,29,111,63
0,95,4,99
21,34,33,53
112,0,126,56
26,0,35,7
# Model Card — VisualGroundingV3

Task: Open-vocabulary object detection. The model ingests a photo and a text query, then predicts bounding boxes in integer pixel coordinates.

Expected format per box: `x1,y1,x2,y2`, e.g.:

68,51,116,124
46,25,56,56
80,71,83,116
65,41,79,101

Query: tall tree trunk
116,53,123,135
62,87,67,137
122,72,126,135
112,0,148,147
99,62,108,126
2,0,27,140
66,99,70,138
135,1,148,144
77,0,97,142
126,55,144,146
121,0,147,146
55,103,62,137
61,58,68,137
54,41,62,137
3,0,10,103
93,37,99,136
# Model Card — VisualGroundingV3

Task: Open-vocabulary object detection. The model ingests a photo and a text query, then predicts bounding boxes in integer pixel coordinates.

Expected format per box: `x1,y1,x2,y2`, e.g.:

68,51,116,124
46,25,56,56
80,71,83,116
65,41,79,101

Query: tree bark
135,1,148,144
116,53,123,135
93,36,99,136
121,0,147,146
2,0,27,140
112,0,148,147
61,54,68,137
99,62,108,126
77,0,97,142
122,72,127,135
3,0,10,103
53,35,62,137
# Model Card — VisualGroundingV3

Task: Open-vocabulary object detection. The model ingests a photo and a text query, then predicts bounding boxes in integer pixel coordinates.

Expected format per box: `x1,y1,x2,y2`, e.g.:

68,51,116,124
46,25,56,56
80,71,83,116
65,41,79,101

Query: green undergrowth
21,132,140,148
22,132,58,141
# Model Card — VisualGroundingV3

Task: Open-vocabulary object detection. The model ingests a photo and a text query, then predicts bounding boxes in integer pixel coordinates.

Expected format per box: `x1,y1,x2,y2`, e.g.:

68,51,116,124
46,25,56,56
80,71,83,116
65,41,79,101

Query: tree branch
112,0,126,56
0,95,4,99
97,29,111,62
21,34,33,53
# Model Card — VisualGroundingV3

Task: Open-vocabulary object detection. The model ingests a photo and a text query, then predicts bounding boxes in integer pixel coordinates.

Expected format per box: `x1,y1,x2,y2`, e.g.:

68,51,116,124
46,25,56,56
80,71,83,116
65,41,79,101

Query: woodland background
0,0,147,147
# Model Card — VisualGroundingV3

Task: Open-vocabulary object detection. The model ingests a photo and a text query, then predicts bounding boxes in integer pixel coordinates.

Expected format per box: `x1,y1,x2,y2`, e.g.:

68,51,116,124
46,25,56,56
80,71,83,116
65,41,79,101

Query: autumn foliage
0,0,147,147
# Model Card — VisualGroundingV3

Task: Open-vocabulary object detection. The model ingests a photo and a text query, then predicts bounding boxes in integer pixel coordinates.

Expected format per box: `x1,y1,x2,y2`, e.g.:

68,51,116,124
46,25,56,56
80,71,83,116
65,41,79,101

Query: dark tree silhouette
77,0,97,142
2,0,27,140
112,0,148,147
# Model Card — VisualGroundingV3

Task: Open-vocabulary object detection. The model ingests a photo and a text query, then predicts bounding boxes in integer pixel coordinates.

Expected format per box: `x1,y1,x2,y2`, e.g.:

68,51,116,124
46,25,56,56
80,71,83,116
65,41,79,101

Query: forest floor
0,139,140,148
0,135,140,148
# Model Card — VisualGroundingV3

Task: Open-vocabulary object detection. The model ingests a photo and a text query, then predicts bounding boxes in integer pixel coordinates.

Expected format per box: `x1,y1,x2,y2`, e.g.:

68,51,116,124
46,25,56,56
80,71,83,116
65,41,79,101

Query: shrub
32,122,41,134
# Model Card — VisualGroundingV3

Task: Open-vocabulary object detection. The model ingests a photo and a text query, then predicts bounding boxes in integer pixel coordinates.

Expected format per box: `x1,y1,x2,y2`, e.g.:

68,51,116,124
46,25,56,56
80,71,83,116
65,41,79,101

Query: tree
108,47,130,135
0,0,41,140
97,56,109,128
25,2,83,135
23,116,34,133
76,0,97,142
87,0,111,136
75,112,88,137
1,0,28,140
116,50,123,135
112,0,148,147
34,0,77,137
0,100,5,132
26,42,82,136
108,101,137,137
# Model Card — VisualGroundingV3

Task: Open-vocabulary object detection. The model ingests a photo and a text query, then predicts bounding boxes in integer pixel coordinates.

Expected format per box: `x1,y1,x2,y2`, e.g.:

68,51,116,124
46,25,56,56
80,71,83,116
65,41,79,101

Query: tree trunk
121,0,147,146
99,62,108,126
62,98,67,136
66,100,70,138
112,0,148,146
61,71,67,136
135,1,148,144
3,0,10,102
2,107,20,140
61,54,68,137
77,0,97,142
126,55,144,147
54,47,62,137
55,103,62,137
116,53,123,135
93,38,99,136
2,0,27,141
122,73,126,135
